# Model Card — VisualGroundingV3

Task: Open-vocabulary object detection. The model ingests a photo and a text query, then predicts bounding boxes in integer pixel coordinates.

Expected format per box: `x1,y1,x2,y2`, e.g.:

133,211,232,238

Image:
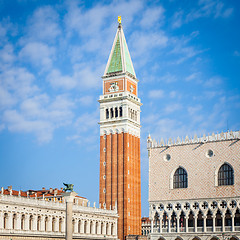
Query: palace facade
147,131,240,240
0,186,118,240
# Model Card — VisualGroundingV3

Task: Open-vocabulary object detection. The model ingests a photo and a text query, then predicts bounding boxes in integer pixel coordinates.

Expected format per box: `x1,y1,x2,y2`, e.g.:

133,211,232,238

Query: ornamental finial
118,16,121,24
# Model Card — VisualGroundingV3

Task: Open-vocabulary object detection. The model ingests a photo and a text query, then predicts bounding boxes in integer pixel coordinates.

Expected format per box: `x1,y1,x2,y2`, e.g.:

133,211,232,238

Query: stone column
203,215,207,232
55,217,59,232
8,212,13,230
92,221,96,234
102,222,106,235
168,218,171,233
231,214,235,232
0,212,4,229
151,218,153,233
16,214,21,230
212,215,216,232
176,216,179,233
80,220,84,233
159,216,162,233
24,215,30,231
73,220,78,233
62,192,77,240
222,214,225,232
86,220,90,234
32,215,37,231
194,216,197,233
185,216,189,233
40,216,45,231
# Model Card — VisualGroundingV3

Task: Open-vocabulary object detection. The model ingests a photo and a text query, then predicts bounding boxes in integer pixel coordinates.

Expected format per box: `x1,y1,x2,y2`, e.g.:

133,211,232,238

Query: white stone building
0,187,118,240
147,131,240,240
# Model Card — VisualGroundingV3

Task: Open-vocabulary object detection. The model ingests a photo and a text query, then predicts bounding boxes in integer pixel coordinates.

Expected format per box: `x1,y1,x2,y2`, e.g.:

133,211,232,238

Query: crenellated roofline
147,130,240,149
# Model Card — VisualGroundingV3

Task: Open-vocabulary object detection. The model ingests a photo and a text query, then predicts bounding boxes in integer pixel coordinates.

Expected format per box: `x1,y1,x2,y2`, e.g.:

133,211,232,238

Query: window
119,107,122,117
106,109,109,119
218,163,234,186
173,167,188,188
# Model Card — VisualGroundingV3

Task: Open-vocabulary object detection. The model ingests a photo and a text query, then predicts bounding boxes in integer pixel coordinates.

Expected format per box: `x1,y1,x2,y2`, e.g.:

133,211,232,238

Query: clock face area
104,78,124,94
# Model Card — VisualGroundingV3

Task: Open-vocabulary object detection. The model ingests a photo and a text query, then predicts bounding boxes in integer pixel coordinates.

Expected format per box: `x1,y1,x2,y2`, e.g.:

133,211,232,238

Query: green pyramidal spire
104,23,136,78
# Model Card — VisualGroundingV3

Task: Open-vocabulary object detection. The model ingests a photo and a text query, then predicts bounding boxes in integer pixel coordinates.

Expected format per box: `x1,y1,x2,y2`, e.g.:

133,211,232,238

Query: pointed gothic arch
170,166,188,189
214,162,234,186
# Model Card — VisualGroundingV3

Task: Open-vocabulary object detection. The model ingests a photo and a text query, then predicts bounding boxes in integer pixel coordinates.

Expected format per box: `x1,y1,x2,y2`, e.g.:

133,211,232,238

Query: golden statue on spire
118,16,121,24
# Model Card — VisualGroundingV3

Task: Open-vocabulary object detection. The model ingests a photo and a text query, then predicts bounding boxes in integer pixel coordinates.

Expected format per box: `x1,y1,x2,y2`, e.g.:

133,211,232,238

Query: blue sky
0,0,239,216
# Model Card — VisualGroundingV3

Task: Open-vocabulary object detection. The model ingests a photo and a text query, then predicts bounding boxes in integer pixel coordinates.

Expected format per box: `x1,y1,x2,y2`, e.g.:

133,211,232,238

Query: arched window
106,109,109,119
119,107,122,117
218,163,234,186
173,167,188,188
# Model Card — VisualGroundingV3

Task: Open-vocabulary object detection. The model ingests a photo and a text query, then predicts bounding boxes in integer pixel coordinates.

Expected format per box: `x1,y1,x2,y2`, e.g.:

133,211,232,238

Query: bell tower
99,18,142,240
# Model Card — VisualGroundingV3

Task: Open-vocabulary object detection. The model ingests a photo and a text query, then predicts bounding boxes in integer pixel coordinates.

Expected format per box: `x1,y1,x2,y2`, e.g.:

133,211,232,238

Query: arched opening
179,211,185,231
197,210,203,229
225,209,232,230
230,237,238,240
37,216,41,231
171,211,177,230
52,217,56,232
162,211,168,230
72,219,74,233
12,213,17,230
218,163,234,186
215,209,222,231
210,237,218,240
119,107,122,117
192,237,201,240
59,218,63,232
188,210,194,229
235,208,240,227
29,215,33,230
115,107,118,118
154,212,159,228
206,209,213,230
106,109,109,119
21,215,25,230
84,221,87,233
44,217,48,231
4,213,8,229
110,108,113,118
173,167,188,188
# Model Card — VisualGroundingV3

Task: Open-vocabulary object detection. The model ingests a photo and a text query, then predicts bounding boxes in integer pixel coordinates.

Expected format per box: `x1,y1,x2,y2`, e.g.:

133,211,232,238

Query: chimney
42,187,45,190
7,186,12,191
49,188,53,193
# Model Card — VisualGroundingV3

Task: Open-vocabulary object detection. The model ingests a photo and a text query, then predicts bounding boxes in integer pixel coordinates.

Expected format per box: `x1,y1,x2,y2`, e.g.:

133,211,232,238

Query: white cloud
0,66,38,99
78,95,94,106
148,89,164,99
186,0,233,22
19,42,55,70
140,6,165,28
164,103,182,114
205,76,223,87
47,69,77,90
3,109,53,143
185,72,201,82
130,31,168,57
188,105,202,115
26,6,61,42
172,10,183,29
159,73,177,83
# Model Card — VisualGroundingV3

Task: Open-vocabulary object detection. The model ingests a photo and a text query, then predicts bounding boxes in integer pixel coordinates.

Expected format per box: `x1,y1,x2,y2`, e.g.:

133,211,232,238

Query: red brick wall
99,132,141,240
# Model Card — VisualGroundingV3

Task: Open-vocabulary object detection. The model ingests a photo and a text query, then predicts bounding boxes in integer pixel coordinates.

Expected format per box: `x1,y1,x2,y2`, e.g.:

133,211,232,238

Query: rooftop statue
63,183,74,192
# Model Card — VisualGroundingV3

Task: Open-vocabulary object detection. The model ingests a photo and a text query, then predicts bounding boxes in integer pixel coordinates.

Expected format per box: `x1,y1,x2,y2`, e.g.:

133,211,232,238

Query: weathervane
118,16,121,24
